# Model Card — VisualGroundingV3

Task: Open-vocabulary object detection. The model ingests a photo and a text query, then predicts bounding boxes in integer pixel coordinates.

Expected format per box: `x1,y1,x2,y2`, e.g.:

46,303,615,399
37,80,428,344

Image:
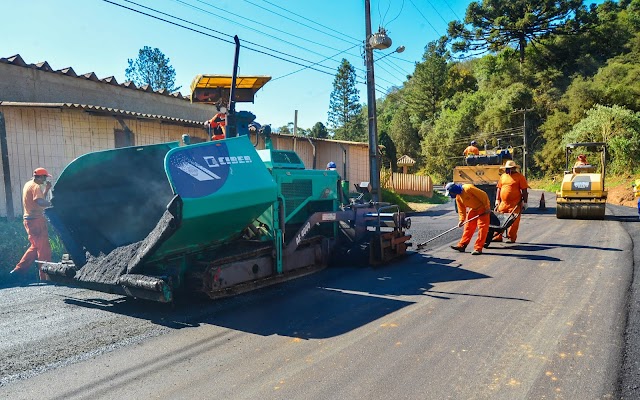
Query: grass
529,173,638,193
381,188,448,213
402,191,449,204
0,218,66,286
528,176,561,193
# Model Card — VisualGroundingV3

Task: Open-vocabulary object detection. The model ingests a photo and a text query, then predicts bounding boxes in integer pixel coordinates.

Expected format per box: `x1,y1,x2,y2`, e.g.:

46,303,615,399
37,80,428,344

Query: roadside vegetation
0,219,65,286
311,0,640,183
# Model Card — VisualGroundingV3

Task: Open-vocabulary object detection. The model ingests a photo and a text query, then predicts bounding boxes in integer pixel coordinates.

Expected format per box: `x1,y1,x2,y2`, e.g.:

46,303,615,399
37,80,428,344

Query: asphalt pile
74,210,176,285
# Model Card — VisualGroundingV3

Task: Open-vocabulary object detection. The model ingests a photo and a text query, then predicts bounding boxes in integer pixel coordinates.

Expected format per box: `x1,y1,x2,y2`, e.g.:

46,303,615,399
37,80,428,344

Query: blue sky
2,0,470,129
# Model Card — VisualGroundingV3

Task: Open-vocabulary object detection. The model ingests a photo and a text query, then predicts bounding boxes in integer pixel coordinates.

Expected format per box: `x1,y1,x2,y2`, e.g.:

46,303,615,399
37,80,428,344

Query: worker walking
11,168,53,279
445,182,491,255
493,160,529,243
463,141,480,156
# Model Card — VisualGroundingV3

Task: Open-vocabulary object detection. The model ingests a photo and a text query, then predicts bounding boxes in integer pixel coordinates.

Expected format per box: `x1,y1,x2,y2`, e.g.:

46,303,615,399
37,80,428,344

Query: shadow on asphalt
607,215,640,222
410,209,454,217
57,254,492,339
512,242,622,252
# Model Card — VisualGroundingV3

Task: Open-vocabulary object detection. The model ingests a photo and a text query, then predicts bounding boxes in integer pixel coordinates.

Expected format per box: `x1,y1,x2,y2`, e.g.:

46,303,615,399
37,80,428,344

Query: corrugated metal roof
0,54,189,100
0,101,204,126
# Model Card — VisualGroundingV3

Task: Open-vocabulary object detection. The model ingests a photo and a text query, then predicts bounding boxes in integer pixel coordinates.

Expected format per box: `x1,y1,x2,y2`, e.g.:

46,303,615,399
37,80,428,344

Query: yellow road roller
556,142,607,219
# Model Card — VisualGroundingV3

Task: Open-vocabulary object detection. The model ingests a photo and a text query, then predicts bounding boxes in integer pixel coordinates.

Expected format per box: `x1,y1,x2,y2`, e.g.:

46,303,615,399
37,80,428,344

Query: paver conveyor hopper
39,37,411,303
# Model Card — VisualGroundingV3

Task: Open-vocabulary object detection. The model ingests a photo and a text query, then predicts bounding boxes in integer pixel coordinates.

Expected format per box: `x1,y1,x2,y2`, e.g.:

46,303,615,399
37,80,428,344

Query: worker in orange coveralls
205,112,226,141
493,160,529,243
445,182,491,255
463,140,480,156
11,168,53,279
573,154,588,168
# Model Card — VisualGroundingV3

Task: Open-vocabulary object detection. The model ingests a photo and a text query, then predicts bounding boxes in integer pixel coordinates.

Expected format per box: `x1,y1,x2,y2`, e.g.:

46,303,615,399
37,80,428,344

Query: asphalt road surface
2,190,639,399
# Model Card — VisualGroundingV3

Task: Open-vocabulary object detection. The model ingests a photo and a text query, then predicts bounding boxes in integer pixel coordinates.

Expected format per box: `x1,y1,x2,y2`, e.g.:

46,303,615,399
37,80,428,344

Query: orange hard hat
33,167,51,177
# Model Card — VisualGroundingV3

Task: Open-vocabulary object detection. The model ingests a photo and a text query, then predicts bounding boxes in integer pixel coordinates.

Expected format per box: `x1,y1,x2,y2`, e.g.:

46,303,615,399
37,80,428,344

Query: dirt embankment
608,183,637,208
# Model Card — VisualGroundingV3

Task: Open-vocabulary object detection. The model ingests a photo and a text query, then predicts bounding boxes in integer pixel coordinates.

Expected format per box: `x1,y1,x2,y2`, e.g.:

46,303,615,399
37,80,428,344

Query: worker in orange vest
573,154,588,168
445,182,491,255
463,140,480,156
493,160,529,243
205,112,227,141
11,167,53,279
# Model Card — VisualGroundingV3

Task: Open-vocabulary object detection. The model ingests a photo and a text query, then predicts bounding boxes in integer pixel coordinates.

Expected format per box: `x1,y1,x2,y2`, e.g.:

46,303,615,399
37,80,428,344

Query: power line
407,0,442,36
378,57,412,77
170,0,396,85
440,0,462,21
104,0,340,77
423,0,450,27
272,44,360,81
248,0,361,44
244,0,353,44
105,0,412,107
385,0,406,26
170,0,356,69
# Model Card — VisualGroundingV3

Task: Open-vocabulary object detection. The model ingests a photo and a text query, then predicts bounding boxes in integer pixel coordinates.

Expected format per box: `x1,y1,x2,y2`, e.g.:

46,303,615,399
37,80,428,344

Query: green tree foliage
534,110,573,174
475,83,533,133
421,91,487,182
377,87,406,136
328,59,364,141
309,122,329,139
366,0,640,179
125,46,180,92
277,124,292,135
405,40,450,126
378,132,398,171
448,0,591,63
565,104,640,173
390,107,421,161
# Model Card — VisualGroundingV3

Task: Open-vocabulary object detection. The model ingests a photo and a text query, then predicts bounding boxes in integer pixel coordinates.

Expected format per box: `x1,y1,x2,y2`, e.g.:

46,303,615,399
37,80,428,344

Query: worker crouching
493,160,529,243
445,182,491,255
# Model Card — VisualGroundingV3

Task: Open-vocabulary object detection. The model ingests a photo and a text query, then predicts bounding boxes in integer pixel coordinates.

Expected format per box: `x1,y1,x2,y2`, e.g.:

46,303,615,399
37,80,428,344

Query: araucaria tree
328,59,364,141
125,46,181,92
448,0,590,63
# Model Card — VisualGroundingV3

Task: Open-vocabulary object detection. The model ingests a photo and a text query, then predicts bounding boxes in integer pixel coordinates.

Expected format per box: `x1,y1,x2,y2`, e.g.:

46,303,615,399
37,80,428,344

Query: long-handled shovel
416,214,482,250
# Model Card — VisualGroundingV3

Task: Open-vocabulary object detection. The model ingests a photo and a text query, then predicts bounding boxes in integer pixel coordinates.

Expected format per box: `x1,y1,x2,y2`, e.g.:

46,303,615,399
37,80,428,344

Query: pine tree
328,59,364,141
125,46,181,92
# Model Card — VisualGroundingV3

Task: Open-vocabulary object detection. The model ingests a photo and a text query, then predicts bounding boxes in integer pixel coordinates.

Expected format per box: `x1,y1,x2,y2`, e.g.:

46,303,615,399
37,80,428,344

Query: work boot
471,250,482,255
492,236,503,243
450,245,466,252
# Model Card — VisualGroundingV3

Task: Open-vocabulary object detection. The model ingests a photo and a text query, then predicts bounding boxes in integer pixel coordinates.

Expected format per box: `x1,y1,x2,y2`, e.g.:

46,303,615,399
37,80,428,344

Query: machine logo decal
168,143,236,198
572,177,592,191
175,157,221,181
295,221,312,245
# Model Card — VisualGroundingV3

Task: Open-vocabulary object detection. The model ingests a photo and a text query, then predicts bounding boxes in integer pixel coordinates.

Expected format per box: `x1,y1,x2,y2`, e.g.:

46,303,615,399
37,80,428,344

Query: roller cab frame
556,142,607,220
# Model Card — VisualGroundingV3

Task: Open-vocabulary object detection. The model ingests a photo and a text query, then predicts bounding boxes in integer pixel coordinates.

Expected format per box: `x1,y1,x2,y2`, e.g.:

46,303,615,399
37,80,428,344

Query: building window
114,129,135,148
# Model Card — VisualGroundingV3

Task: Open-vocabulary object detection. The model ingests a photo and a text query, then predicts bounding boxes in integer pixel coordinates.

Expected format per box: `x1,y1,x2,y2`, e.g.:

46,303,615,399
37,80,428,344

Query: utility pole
364,0,380,202
293,110,298,152
513,108,533,177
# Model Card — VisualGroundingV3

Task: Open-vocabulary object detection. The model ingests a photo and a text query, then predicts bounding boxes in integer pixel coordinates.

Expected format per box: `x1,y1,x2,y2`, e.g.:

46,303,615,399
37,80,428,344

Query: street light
376,45,405,63
364,0,400,202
